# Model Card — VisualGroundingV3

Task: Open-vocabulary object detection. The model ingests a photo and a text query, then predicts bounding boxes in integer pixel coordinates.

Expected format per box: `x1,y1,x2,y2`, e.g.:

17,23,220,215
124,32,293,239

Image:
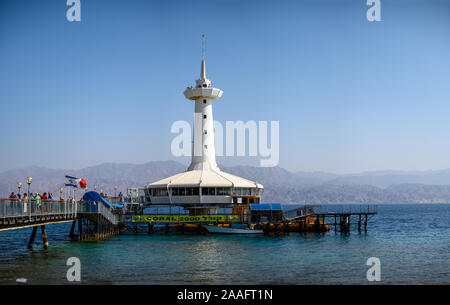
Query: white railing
0,199,77,221
1,199,121,226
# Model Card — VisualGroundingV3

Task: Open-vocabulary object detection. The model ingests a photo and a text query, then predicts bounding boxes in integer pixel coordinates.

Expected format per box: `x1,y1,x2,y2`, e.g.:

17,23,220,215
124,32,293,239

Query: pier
0,198,125,248
282,205,378,233
125,204,378,234
1,196,378,249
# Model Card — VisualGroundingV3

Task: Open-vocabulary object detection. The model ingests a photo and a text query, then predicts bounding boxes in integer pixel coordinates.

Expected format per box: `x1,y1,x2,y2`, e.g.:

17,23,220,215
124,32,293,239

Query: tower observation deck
147,35,263,207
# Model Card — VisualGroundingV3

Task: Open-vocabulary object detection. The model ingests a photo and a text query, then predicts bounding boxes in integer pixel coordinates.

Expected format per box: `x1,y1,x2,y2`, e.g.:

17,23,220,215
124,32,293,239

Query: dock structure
1,196,378,248
0,198,126,248
281,205,378,233
123,204,378,235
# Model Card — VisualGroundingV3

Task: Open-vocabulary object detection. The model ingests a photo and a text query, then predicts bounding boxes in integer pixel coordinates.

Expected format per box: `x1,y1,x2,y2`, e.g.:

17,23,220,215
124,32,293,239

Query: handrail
0,199,121,226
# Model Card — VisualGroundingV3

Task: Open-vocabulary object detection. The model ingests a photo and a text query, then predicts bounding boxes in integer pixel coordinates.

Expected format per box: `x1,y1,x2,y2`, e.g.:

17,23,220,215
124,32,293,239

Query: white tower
184,35,223,171
147,35,263,206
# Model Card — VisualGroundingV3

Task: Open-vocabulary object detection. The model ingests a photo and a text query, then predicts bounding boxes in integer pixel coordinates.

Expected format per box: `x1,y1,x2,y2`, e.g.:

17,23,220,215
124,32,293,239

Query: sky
1,0,450,174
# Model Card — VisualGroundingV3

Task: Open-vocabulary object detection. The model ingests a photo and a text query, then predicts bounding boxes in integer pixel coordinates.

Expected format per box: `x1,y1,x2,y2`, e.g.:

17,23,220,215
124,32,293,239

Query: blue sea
0,204,449,285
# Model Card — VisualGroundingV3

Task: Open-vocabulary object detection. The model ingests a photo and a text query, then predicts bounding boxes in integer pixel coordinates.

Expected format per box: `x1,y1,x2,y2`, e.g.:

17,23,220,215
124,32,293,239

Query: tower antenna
202,34,205,61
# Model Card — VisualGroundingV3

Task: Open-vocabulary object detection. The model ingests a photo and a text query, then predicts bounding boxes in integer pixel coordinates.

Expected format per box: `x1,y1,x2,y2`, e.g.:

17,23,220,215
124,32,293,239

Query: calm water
0,204,449,285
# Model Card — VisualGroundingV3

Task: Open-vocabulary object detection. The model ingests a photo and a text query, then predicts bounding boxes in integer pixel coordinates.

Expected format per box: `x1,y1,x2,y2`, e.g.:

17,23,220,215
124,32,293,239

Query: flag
65,175,87,189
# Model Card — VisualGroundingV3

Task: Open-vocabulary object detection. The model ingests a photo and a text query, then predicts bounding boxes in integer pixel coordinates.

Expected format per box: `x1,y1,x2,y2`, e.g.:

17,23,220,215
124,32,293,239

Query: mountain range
2,161,450,204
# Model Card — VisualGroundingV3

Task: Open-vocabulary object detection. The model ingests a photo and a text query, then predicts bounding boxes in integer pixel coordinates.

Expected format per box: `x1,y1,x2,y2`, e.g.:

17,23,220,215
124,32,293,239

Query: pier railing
1,199,77,220
0,199,123,229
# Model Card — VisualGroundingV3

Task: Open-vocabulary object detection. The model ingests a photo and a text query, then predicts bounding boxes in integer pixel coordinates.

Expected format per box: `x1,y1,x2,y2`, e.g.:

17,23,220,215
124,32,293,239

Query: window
193,188,199,196
202,188,208,196
203,99,207,104
202,84,207,88
153,188,168,197
217,188,231,196
204,130,207,134
186,188,193,196
203,115,207,119
208,187,215,196
179,188,185,196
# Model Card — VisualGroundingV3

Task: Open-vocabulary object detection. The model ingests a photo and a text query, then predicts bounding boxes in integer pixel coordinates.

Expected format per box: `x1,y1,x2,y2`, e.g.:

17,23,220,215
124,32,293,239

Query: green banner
132,215,240,223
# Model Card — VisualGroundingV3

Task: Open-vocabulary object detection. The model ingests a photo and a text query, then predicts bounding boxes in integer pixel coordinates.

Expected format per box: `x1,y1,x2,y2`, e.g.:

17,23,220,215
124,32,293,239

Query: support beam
78,219,83,241
41,225,49,249
69,221,76,238
28,226,38,249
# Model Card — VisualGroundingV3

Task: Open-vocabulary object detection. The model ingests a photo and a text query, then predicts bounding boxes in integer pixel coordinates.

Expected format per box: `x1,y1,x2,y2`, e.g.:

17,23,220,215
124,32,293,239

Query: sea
0,204,449,285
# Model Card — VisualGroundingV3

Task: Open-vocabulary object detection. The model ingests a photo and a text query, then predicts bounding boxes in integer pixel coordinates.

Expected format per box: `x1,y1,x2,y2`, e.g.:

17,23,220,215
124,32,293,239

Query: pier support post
334,215,337,233
358,215,361,232
41,225,48,249
28,226,38,249
69,221,76,238
364,215,368,232
148,223,153,235
78,219,83,241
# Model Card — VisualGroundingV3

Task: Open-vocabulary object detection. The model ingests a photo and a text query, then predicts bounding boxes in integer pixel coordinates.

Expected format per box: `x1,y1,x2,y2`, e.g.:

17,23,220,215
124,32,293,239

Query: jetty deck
0,199,125,248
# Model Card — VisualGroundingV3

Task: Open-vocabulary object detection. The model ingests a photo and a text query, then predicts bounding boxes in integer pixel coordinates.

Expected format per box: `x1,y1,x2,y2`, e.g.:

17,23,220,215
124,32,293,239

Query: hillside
1,162,450,203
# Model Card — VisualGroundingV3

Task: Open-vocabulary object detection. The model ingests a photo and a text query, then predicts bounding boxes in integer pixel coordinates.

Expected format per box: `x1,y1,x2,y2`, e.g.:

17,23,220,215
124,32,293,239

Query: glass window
186,188,193,196
179,188,185,196
193,188,199,196
202,188,208,196
208,188,215,196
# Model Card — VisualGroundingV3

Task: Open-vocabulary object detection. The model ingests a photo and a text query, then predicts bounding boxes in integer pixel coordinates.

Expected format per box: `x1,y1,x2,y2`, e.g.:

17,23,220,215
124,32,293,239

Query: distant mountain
325,170,450,188
2,161,450,203
0,161,185,198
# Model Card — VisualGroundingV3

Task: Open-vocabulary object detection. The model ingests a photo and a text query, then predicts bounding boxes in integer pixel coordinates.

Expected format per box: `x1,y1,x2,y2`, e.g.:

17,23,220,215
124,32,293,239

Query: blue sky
1,0,450,174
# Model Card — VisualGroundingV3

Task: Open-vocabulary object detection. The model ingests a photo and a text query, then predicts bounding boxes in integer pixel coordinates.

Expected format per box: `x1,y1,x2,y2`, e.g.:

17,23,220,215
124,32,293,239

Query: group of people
9,192,54,201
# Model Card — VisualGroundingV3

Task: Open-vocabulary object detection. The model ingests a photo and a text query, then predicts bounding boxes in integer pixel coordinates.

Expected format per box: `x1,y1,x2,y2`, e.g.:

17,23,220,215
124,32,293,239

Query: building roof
148,169,263,189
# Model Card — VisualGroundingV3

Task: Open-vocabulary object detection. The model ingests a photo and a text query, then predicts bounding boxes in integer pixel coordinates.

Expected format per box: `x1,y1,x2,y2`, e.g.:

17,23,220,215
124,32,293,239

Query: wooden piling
78,219,83,241
69,221,76,238
28,226,38,249
165,223,170,233
148,223,153,234
41,225,48,249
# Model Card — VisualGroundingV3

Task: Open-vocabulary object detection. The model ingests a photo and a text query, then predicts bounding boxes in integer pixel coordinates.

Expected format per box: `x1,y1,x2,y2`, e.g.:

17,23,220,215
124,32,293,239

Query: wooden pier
1,199,378,249
278,205,378,233
0,199,125,248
